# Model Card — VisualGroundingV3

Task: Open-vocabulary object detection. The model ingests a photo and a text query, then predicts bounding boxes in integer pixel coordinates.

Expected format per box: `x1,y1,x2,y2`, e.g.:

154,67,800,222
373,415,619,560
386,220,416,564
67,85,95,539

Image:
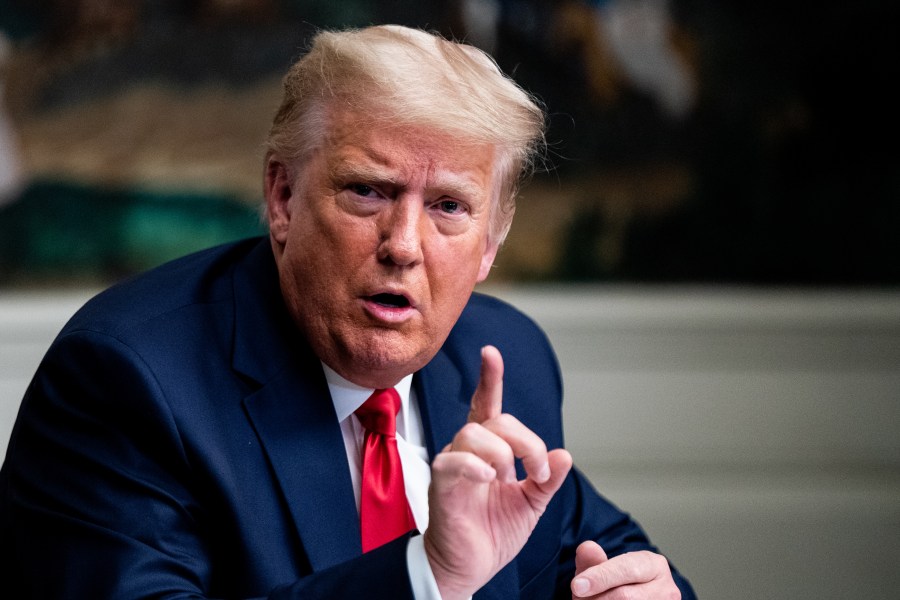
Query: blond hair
265,24,545,245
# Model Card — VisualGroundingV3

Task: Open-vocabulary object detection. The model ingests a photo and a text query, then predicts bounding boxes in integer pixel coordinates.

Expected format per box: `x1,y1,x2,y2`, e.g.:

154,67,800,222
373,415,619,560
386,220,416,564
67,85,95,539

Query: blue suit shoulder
448,292,550,351
62,237,264,340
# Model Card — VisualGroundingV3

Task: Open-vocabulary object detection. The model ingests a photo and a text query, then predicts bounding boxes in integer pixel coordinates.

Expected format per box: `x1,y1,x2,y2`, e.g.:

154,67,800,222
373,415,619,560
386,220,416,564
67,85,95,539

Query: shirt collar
322,362,413,425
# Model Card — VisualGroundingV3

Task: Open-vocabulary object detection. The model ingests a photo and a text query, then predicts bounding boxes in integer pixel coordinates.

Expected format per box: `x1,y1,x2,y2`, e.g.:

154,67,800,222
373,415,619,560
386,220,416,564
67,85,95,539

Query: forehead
318,109,499,199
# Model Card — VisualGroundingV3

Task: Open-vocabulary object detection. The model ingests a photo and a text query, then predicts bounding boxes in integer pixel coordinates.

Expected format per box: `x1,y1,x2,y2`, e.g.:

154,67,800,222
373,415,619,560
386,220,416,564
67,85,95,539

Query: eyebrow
329,158,486,201
330,161,403,189
431,175,485,202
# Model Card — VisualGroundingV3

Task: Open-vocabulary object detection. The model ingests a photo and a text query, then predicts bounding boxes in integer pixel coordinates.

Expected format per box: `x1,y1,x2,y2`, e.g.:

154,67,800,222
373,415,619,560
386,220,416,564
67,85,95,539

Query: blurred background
0,1,898,598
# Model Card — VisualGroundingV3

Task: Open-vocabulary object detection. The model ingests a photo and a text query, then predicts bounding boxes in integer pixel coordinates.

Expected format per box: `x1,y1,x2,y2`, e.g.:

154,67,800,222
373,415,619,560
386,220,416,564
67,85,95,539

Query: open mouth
369,293,410,309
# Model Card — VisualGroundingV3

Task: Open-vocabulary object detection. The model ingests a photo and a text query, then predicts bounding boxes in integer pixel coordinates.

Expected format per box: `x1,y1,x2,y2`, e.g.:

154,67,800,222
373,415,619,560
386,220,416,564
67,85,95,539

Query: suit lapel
230,240,362,571
417,348,522,598
243,367,362,571
415,349,467,457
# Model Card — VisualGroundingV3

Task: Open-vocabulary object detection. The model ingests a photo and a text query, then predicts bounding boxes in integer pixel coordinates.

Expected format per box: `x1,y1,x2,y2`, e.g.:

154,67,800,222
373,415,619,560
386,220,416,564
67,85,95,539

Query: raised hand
424,345,573,600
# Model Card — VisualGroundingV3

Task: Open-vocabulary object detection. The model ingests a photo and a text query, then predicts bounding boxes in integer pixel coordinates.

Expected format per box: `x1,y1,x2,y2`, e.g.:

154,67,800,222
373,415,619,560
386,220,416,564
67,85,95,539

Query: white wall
3,285,900,598
485,285,900,599
0,289,98,452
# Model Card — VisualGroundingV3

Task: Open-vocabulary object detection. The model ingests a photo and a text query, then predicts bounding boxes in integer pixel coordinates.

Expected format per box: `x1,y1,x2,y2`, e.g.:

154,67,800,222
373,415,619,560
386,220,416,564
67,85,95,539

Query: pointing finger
468,345,503,424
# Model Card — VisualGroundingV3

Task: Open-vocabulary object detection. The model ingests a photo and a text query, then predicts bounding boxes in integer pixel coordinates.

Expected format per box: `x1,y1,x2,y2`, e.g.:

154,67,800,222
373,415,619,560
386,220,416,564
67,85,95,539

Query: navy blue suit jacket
1,237,695,599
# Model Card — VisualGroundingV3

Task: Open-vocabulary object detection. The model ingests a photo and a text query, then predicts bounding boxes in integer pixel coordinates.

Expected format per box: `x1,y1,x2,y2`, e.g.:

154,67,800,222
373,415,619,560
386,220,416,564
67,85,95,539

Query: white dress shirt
322,363,442,599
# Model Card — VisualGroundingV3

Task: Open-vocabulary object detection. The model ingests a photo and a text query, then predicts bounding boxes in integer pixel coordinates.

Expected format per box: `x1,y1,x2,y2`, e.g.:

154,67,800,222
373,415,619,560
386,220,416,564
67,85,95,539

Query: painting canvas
1,0,897,286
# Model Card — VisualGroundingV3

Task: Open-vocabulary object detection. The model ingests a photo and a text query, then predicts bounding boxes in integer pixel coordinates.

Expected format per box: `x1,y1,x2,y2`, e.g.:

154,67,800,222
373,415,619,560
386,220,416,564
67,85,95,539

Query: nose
377,199,424,267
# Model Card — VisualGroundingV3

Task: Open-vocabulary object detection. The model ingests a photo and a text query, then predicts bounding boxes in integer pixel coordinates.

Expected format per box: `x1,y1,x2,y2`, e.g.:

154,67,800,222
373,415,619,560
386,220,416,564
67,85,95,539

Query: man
0,25,695,599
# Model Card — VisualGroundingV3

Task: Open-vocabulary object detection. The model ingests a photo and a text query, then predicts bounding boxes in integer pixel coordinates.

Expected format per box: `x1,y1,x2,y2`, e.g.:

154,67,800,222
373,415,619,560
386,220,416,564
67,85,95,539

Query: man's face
267,109,500,388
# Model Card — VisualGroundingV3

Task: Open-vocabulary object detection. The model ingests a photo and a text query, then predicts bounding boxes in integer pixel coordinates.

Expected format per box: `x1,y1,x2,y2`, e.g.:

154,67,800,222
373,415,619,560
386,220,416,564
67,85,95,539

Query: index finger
467,345,503,423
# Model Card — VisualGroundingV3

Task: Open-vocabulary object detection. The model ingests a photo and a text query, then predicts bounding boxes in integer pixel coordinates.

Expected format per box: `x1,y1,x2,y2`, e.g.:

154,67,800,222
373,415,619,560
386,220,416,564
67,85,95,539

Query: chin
341,332,435,386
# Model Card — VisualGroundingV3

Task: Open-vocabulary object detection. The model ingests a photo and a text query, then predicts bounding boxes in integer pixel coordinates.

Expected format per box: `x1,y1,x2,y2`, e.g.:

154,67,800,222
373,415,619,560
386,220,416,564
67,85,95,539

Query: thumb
574,540,608,576
572,541,608,598
468,345,503,423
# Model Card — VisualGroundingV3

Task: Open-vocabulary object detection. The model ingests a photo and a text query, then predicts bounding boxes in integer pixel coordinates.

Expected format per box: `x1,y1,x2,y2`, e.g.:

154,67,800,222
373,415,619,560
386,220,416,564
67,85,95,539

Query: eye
436,199,464,214
349,184,377,198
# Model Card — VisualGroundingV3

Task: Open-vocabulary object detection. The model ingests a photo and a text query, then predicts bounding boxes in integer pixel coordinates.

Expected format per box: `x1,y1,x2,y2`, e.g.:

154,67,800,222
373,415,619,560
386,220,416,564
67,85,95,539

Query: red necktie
355,387,415,552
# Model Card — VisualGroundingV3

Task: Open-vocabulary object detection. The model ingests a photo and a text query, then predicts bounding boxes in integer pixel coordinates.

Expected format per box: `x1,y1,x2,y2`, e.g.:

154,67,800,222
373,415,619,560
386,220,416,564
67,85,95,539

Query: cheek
428,244,486,299
291,205,373,265
281,216,343,293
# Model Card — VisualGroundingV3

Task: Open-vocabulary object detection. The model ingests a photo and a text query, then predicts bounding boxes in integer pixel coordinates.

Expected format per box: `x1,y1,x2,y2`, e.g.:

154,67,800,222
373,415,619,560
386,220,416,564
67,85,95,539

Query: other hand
571,541,681,599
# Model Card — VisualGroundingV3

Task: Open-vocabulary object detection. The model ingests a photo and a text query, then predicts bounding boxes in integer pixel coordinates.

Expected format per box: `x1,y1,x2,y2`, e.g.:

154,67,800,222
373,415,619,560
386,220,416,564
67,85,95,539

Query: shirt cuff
407,534,443,600
406,534,474,600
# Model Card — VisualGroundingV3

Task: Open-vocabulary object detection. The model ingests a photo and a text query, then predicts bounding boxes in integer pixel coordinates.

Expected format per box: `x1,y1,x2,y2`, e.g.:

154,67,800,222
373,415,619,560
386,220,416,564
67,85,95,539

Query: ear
476,242,500,283
265,158,294,244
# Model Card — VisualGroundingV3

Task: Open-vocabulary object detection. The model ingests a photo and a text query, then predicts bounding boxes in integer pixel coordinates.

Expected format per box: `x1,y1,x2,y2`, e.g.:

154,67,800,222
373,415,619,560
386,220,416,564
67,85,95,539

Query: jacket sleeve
0,329,414,600
551,467,698,599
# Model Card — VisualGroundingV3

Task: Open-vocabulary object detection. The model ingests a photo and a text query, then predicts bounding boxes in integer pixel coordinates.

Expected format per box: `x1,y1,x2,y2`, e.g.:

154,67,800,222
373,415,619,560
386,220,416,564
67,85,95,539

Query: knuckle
613,551,655,583
639,550,662,577
455,422,482,443
493,413,520,429
430,452,450,471
497,442,515,462
430,455,454,482
617,554,643,581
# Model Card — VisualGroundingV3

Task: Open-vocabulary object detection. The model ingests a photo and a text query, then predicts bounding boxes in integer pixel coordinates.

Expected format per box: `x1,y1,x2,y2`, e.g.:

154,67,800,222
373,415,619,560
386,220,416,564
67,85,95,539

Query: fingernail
572,577,590,596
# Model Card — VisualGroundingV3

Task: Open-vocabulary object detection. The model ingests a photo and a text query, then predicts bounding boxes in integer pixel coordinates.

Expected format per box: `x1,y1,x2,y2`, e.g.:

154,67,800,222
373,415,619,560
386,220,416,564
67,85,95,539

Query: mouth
362,290,417,324
368,293,411,309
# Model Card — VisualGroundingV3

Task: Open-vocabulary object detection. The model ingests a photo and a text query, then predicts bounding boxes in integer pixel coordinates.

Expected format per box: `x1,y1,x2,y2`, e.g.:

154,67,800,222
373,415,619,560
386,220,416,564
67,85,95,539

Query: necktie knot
355,388,400,436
